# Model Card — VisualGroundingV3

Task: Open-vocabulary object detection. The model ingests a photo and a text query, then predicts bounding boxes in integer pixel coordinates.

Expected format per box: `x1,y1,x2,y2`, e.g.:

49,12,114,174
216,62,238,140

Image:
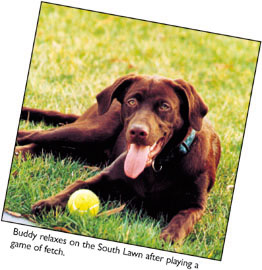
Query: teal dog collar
152,129,196,172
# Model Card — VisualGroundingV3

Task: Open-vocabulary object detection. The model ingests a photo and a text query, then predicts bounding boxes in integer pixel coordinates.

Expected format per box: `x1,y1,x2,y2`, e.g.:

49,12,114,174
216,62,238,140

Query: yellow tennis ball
67,189,100,216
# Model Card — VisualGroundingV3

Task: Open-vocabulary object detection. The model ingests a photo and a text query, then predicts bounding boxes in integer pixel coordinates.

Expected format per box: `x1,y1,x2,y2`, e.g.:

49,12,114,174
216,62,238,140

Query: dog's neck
152,128,196,172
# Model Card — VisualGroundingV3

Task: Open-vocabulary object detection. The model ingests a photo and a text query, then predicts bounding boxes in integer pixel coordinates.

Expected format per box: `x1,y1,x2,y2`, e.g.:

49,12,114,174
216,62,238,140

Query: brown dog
16,74,221,242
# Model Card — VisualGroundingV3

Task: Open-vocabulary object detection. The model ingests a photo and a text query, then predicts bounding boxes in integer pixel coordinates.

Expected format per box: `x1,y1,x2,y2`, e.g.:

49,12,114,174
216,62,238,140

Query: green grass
4,3,260,260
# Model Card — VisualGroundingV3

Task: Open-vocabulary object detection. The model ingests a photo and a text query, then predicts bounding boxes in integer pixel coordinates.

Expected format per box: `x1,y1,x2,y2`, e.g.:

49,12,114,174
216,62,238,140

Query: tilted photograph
2,2,260,260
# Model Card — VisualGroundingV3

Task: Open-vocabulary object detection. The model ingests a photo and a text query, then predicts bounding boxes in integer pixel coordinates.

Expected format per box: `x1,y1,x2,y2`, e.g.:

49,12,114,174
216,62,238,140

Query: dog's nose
129,124,149,141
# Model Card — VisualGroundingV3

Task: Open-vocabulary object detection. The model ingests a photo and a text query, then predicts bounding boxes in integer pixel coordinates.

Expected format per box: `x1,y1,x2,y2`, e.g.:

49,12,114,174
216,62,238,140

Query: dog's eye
159,102,171,111
127,98,137,107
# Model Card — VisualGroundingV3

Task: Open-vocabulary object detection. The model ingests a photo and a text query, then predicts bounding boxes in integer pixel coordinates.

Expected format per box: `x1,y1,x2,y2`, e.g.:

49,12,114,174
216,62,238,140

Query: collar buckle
152,159,163,173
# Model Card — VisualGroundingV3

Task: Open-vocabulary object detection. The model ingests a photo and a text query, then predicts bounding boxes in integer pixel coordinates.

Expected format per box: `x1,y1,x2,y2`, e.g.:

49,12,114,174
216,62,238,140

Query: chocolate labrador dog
16,74,221,242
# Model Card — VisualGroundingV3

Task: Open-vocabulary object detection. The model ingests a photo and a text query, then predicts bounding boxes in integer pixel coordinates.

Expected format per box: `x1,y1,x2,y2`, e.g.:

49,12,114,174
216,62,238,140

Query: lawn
4,2,260,260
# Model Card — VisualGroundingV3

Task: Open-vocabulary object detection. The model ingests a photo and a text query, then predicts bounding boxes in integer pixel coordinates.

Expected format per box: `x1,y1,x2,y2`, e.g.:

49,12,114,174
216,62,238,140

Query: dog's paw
160,229,175,243
32,198,61,215
14,146,28,160
160,226,185,243
14,144,37,160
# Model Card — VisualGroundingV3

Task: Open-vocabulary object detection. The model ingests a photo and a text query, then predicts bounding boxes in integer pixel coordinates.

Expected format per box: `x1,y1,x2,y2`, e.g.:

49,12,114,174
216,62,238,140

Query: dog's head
96,74,208,179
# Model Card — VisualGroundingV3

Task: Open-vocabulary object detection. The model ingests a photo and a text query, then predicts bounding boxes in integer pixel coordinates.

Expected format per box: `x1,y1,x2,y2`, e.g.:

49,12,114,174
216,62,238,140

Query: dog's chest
129,168,176,198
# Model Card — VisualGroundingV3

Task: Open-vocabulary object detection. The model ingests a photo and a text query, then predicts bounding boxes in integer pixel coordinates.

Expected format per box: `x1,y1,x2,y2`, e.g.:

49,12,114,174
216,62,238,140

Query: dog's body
16,74,221,242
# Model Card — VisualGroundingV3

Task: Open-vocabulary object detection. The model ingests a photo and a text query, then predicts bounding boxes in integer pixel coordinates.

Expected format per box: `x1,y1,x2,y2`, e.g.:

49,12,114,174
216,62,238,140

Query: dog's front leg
160,207,206,243
160,173,209,242
31,153,126,215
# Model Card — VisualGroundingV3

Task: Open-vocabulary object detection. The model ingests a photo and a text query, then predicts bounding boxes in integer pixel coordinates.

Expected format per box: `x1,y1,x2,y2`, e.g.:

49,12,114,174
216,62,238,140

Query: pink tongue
124,144,150,179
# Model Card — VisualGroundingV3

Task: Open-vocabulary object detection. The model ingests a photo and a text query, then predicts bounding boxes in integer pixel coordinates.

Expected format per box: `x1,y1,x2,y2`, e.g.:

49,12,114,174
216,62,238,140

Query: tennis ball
67,189,100,216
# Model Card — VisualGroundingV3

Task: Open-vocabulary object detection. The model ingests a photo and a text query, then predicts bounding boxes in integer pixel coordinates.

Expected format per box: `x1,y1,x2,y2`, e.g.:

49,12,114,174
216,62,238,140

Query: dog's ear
96,74,137,115
170,79,208,131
